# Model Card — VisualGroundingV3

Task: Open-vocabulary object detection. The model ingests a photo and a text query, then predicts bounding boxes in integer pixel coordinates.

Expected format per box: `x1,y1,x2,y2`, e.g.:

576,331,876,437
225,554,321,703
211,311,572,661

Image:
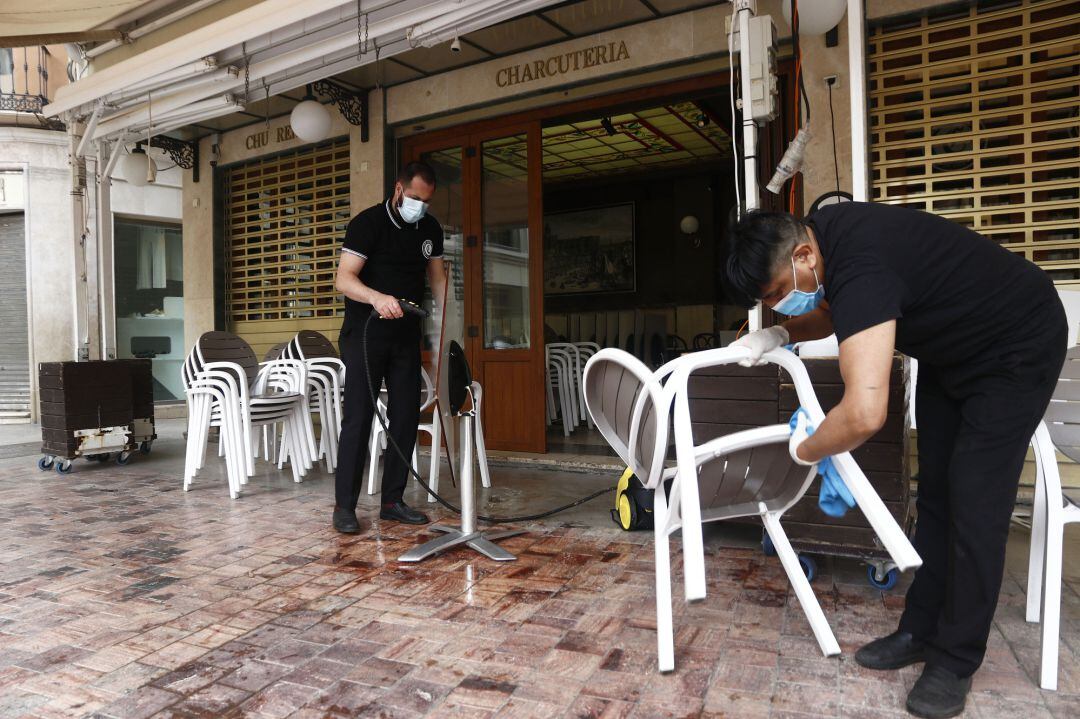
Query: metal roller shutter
868,0,1080,284
0,212,30,422
223,139,351,358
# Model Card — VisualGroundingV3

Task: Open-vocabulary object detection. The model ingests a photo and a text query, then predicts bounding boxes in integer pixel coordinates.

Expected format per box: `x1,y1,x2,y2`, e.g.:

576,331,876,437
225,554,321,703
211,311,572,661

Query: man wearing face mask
332,161,446,533
724,203,1065,719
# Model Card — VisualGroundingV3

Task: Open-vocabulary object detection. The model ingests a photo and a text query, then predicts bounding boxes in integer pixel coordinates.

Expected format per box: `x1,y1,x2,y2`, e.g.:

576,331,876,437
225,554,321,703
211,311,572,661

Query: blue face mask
399,195,428,223
772,256,824,316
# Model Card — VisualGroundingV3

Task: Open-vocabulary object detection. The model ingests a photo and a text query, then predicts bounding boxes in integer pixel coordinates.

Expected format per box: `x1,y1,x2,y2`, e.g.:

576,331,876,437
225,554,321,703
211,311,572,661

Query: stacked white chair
284,330,346,473
182,331,311,498
545,344,577,436
584,346,922,673
572,341,600,429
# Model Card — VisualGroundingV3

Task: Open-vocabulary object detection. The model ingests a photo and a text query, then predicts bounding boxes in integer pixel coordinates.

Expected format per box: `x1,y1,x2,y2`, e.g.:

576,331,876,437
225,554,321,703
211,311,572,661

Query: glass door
472,126,545,452
404,121,546,453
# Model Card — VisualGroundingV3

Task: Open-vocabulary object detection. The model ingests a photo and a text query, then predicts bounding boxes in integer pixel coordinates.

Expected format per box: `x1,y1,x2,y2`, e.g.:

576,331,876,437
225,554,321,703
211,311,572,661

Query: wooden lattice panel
868,0,1080,284
223,139,351,325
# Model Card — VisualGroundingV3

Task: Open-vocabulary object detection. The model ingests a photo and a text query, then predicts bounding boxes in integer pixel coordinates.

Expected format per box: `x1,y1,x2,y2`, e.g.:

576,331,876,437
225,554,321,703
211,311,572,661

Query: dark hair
723,210,806,308
397,161,437,188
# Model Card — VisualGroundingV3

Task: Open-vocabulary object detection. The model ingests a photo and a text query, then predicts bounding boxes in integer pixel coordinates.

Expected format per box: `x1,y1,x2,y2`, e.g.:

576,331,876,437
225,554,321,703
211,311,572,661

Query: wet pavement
0,419,1077,718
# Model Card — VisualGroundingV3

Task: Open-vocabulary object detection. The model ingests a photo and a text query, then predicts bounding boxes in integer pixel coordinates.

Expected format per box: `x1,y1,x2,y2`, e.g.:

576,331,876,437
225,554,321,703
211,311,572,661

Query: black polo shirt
340,198,443,331
808,201,1061,371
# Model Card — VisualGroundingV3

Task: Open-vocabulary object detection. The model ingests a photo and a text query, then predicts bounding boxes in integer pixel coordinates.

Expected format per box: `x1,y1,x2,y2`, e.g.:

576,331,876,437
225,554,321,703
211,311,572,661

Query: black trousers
335,319,421,509
898,305,1066,677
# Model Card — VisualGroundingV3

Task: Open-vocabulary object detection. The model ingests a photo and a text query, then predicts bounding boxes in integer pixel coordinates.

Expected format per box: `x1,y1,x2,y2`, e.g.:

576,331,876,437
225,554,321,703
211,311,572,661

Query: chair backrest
583,349,668,486
264,342,287,361
293,330,339,360
195,331,260,389
1058,289,1080,348
1045,345,1080,464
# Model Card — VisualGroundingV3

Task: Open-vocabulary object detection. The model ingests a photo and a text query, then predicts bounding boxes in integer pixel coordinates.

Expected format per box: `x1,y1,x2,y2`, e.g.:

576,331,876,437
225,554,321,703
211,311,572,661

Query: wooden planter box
687,356,913,562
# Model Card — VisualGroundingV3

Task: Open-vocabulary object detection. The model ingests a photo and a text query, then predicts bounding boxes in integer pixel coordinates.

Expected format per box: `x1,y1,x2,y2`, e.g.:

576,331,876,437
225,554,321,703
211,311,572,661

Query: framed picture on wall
543,203,635,295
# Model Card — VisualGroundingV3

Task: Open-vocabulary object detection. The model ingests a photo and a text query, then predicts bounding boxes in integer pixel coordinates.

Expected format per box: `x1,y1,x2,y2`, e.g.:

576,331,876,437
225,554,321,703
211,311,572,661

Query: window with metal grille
223,139,351,324
868,0,1080,284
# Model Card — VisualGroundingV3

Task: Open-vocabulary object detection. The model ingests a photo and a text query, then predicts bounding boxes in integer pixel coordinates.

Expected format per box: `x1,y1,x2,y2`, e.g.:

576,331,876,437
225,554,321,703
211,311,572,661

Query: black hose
360,312,611,524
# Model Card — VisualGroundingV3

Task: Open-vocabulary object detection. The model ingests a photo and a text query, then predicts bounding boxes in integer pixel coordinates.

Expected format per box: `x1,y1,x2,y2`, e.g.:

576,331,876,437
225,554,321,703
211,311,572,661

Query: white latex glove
730,325,790,367
789,411,815,466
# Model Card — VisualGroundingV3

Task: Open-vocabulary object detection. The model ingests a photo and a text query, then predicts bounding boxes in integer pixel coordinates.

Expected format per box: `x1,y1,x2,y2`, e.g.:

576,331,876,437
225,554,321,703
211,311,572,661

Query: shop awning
0,0,160,46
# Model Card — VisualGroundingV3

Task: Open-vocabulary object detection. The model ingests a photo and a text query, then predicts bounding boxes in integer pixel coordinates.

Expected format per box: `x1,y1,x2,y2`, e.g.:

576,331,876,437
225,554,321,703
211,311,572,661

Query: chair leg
284,417,303,484
475,414,492,489
366,424,382,495
1027,459,1048,623
428,419,441,503
1039,513,1063,691
654,498,675,673
762,511,840,656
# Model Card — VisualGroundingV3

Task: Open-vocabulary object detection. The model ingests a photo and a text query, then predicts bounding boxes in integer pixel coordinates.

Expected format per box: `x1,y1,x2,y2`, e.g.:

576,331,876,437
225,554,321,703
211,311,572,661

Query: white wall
0,128,75,367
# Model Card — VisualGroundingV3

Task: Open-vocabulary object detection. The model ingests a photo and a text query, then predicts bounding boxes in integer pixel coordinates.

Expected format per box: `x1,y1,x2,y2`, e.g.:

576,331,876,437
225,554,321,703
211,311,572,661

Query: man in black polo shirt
724,202,1066,718
333,161,445,533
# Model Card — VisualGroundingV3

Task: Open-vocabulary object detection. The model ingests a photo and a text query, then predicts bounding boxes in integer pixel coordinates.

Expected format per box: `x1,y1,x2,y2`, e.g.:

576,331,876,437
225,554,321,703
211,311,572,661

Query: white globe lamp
118,146,156,187
782,0,847,36
679,215,700,235
290,94,332,143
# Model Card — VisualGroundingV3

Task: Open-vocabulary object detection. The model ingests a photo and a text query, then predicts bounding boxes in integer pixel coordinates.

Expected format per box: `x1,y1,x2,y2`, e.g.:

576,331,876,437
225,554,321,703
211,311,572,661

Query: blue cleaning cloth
789,408,857,518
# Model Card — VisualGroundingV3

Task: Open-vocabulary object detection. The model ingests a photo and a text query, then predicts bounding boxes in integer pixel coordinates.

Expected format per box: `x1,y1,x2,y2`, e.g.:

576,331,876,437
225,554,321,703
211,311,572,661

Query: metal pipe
734,0,762,332
848,0,869,201
119,58,219,97
75,103,103,157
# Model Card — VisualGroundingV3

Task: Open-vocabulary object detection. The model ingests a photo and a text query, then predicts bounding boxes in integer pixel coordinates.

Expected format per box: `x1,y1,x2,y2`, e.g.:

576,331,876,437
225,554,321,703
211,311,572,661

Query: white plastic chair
584,346,922,673
1026,345,1080,691
545,345,575,436
573,341,601,428
366,368,447,498
285,331,346,474
182,332,310,497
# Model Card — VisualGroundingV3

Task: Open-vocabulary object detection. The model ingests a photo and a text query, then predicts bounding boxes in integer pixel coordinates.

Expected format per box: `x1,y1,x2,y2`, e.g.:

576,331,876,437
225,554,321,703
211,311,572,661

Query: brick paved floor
0,425,1077,718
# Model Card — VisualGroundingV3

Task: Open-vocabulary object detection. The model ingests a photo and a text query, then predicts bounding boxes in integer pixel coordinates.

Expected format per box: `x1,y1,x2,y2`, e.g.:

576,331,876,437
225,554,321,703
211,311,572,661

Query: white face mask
398,194,428,223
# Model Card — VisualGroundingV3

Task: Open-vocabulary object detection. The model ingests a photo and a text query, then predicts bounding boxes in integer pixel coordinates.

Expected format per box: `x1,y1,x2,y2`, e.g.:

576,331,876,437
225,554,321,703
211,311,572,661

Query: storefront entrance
402,72,795,456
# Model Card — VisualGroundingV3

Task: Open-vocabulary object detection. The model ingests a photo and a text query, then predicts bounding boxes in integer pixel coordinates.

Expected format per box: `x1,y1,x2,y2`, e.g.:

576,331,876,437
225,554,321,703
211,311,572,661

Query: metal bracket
136,135,200,181
312,79,369,142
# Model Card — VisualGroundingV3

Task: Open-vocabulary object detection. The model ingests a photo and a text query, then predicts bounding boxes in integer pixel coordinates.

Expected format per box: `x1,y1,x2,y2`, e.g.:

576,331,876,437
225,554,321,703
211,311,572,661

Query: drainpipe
97,141,116,361
848,0,869,201
68,118,90,361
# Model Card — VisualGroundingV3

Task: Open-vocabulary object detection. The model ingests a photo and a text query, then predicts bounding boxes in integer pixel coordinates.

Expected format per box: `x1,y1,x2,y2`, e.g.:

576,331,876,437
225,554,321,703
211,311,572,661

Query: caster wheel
139,441,151,454
37,456,54,471
762,532,777,557
56,461,73,475
867,564,899,591
116,452,131,466
798,554,817,582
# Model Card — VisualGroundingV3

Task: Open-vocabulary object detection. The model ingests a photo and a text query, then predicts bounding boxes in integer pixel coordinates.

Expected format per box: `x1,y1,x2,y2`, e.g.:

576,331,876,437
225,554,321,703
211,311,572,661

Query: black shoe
333,506,361,534
906,664,972,719
379,501,429,525
855,631,927,670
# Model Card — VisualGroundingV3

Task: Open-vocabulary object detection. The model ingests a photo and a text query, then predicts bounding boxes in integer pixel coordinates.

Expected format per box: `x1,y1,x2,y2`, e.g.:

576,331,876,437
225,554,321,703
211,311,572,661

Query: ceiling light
117,146,156,187
601,117,616,136
450,36,462,53
290,85,332,143
696,114,709,129
782,0,847,35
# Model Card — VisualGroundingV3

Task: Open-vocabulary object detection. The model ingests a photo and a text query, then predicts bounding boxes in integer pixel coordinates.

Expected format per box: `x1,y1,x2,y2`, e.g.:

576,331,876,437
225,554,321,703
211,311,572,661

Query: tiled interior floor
0,420,1077,719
